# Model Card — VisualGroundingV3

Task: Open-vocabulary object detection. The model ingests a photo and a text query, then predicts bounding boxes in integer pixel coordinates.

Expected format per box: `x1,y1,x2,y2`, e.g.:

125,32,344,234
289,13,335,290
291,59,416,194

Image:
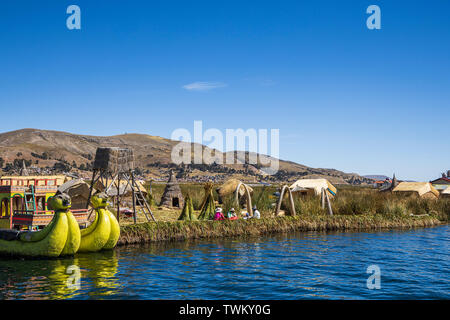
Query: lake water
0,225,448,299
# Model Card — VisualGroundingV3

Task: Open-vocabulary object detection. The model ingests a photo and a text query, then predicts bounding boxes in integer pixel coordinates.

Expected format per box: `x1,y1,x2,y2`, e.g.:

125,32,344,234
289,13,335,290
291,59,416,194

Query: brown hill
0,128,372,185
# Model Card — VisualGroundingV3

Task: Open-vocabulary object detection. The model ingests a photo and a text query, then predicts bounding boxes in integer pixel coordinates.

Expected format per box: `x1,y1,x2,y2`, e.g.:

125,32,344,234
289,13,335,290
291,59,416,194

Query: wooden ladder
24,185,36,212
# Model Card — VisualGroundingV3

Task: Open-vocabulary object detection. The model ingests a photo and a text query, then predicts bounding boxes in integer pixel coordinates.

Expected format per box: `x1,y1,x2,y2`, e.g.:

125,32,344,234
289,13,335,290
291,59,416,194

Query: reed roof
393,182,439,198
160,171,184,207
58,178,91,198
289,178,337,196
217,178,254,197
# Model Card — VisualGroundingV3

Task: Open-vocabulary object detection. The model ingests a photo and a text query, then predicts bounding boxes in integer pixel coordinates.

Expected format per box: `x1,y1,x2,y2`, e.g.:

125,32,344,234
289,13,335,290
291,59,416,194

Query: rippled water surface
0,225,448,299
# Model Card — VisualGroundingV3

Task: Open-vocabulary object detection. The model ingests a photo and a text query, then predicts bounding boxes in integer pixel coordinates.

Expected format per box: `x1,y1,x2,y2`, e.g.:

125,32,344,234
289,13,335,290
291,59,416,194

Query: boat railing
11,209,89,227
12,209,89,215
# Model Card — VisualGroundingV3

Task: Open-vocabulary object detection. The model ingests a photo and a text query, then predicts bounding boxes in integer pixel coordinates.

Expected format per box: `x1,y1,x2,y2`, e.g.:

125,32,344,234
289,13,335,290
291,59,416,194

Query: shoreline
118,215,443,245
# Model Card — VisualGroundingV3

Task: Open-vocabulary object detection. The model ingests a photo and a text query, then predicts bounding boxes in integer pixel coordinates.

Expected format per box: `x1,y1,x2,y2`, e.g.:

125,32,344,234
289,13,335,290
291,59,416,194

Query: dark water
0,225,448,300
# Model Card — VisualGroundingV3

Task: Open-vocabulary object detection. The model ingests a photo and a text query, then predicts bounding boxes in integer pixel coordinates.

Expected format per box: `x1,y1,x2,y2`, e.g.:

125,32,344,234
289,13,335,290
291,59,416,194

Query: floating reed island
117,183,449,245
118,214,442,245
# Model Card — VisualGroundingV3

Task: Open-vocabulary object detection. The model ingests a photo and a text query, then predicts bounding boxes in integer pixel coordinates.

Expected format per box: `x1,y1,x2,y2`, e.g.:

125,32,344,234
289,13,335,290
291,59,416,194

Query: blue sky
0,1,449,181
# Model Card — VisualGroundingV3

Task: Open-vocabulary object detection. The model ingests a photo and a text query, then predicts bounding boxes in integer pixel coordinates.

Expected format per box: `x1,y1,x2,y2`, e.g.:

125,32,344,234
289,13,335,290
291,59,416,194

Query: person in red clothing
213,207,225,221
226,208,238,220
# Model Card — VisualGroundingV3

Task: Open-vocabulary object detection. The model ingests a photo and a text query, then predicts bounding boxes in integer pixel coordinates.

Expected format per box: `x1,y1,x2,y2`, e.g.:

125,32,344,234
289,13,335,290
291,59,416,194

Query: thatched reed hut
216,179,253,200
160,171,184,208
216,179,254,214
392,182,440,200
289,178,337,199
57,179,93,209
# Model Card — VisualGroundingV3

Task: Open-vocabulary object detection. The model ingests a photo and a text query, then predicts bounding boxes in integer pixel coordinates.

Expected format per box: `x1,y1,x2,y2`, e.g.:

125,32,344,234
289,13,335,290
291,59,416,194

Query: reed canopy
392,182,440,199
289,178,337,198
216,179,254,198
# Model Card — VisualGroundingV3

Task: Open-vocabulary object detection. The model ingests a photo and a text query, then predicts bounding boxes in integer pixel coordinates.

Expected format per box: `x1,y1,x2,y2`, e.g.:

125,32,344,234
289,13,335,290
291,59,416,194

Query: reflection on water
0,225,448,299
0,250,119,300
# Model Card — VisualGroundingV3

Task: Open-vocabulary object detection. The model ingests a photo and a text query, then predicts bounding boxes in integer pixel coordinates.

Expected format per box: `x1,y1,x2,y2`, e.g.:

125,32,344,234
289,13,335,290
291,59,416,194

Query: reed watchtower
86,147,155,223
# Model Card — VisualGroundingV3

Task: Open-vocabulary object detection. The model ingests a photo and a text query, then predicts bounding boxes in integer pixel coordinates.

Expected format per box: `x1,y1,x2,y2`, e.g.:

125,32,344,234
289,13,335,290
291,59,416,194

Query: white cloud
182,81,227,91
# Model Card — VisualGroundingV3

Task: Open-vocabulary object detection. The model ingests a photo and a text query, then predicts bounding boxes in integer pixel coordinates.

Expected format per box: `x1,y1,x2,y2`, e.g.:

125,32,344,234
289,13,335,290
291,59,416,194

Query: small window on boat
37,197,45,211
25,195,33,208
12,196,23,212
1,198,9,217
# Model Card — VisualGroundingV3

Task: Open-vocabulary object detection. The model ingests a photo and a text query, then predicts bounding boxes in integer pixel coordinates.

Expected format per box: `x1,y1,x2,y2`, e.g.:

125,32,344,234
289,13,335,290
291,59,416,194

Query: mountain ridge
0,128,373,185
